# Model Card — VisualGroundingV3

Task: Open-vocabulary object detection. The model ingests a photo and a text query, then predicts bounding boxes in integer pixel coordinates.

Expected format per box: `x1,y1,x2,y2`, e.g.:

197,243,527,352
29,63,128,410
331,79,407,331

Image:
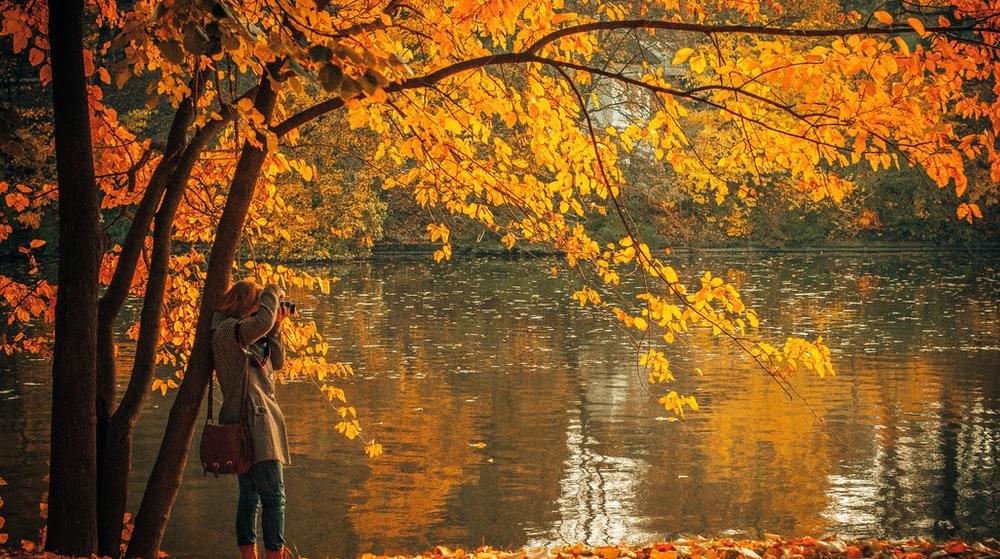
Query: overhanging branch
273,17,999,136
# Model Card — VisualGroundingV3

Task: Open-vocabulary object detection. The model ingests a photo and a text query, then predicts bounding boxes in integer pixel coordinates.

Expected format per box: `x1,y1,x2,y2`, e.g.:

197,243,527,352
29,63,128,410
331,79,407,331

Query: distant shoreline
281,240,1000,264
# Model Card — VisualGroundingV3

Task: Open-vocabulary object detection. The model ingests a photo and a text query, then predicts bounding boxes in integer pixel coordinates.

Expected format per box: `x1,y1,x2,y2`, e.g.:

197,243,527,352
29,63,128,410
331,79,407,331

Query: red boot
240,545,258,559
265,547,288,559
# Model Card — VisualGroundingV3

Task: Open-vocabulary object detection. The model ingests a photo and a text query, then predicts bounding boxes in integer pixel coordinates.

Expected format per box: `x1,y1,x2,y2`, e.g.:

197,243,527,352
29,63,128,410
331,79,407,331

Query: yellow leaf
634,317,648,331
672,47,694,65
689,54,707,74
348,107,368,129
662,266,678,284
873,10,893,24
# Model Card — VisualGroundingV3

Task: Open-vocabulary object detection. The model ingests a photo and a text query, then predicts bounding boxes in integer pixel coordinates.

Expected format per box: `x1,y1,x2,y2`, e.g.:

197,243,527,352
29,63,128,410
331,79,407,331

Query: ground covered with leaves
3,536,998,559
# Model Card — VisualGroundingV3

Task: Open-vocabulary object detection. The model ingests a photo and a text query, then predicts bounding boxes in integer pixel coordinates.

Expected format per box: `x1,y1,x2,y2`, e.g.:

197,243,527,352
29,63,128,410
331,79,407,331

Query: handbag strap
207,371,213,424
206,319,253,425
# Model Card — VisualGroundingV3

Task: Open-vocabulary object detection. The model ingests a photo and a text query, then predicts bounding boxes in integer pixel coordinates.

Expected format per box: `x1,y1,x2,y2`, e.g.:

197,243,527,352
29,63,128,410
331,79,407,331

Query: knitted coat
211,284,291,466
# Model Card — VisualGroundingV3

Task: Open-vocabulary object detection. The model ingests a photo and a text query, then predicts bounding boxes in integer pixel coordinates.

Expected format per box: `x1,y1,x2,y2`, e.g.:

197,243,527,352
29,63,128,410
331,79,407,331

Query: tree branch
273,17,998,136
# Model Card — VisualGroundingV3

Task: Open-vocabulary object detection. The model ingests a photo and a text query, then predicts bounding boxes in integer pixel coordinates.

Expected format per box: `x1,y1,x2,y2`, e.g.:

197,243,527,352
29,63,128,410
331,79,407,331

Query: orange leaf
28,48,44,66
944,543,967,555
873,11,893,24
907,17,927,36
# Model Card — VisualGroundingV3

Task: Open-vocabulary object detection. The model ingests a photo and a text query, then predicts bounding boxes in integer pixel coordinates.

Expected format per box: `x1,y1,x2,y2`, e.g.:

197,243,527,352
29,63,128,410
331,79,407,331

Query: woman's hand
276,304,290,323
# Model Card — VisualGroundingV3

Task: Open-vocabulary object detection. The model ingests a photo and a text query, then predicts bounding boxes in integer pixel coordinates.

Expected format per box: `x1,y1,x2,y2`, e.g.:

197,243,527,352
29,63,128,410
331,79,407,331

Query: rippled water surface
1,251,999,558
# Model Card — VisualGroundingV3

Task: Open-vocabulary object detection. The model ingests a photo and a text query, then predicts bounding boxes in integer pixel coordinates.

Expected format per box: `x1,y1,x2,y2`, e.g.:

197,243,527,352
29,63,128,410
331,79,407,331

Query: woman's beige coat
211,284,291,465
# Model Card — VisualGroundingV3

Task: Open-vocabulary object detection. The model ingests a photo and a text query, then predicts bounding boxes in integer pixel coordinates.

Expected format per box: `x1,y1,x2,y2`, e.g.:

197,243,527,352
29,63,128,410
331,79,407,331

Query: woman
212,280,291,559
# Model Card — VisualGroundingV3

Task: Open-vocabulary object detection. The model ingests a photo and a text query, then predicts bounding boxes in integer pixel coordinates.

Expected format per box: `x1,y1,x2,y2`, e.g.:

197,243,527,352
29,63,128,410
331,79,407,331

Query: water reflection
0,252,997,559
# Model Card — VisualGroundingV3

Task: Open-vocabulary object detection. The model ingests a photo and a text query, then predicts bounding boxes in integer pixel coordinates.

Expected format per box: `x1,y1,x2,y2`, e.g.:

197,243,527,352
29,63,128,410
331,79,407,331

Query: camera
280,300,297,315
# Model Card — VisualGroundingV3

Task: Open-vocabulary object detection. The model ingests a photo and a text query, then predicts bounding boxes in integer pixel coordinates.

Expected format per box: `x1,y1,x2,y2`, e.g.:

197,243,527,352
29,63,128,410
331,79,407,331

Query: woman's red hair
216,279,262,318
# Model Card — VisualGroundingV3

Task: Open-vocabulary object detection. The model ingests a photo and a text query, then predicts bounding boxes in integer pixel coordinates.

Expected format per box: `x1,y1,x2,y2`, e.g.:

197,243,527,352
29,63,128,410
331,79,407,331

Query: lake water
1,251,998,558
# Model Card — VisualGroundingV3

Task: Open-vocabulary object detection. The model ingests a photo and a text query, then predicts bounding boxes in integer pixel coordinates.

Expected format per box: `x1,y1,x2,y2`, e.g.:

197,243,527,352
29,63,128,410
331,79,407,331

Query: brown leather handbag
200,322,253,476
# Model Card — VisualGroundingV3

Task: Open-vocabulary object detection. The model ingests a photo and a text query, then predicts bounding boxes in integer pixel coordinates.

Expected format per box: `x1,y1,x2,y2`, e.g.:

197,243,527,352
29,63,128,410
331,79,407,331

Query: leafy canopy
2,0,998,422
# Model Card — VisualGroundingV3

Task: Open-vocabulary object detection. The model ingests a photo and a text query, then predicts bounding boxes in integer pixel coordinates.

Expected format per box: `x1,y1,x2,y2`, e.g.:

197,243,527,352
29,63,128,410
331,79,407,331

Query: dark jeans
236,460,285,551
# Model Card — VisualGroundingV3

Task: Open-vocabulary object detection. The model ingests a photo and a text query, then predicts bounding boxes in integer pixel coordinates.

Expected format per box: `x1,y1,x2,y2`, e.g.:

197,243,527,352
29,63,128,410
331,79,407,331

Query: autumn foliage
1,0,999,555
4,0,1000,416
0,536,998,559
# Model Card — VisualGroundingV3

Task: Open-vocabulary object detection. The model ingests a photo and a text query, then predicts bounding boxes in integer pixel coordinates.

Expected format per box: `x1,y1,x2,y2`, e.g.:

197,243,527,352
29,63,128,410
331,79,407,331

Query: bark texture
96,96,194,423
95,97,195,557
45,0,100,554
93,85,261,555
96,113,227,557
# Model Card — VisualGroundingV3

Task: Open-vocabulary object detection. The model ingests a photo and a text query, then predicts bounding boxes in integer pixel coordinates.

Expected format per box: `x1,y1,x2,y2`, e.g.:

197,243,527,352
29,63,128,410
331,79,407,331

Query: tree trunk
126,75,278,559
96,96,194,423
98,116,229,558
96,98,195,557
45,0,100,554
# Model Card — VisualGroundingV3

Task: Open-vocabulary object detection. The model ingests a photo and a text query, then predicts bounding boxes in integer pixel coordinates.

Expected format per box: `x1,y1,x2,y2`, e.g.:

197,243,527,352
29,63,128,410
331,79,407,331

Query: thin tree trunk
45,0,100,554
97,115,230,558
126,73,278,559
96,98,195,557
97,95,194,420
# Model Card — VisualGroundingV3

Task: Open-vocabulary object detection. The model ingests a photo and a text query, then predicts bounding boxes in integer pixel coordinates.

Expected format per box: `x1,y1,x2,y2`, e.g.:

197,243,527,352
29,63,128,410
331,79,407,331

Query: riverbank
1,536,997,559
